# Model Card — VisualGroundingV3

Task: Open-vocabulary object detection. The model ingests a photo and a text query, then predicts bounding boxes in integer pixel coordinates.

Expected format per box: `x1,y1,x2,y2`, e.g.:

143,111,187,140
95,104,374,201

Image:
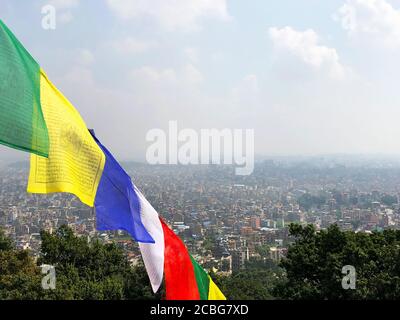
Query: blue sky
1,0,400,161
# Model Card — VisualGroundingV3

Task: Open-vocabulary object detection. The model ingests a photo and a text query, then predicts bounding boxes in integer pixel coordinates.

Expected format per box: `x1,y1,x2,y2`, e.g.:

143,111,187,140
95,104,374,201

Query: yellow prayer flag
208,276,226,300
27,69,105,207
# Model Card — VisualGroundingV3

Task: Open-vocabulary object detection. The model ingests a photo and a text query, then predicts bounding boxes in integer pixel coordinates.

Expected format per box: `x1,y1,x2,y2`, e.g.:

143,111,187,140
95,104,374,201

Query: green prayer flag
0,20,49,157
190,255,210,300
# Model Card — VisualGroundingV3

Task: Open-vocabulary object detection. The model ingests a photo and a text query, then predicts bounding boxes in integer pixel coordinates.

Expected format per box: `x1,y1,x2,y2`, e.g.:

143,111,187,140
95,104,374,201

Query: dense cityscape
1,156,400,277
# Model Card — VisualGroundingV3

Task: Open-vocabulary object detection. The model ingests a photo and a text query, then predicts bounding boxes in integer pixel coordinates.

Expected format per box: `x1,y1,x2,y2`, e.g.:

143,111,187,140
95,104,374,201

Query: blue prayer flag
90,130,154,243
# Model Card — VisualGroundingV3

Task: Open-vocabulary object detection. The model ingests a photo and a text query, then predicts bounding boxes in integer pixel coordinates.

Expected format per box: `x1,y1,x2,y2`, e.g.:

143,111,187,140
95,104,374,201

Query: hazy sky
1,0,400,162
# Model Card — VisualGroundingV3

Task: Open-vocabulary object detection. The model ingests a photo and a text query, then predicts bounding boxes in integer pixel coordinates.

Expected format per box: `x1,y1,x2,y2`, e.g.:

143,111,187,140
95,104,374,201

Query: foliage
0,226,156,300
3,223,400,300
38,225,157,300
274,223,400,299
212,267,283,300
255,244,270,259
0,229,45,299
0,229,13,251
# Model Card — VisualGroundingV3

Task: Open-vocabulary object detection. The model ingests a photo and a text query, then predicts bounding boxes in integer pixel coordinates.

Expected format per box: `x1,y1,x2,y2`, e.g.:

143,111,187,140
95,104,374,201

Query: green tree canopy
274,223,400,299
39,225,157,300
0,226,157,300
0,228,45,299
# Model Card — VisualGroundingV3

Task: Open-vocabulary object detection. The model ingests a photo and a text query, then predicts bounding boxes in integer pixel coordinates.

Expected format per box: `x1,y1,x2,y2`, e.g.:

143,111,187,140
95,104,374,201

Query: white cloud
125,63,211,134
211,51,224,62
75,49,95,66
232,74,259,96
130,63,203,87
58,11,74,24
106,0,231,31
228,74,261,122
63,66,95,87
269,26,347,79
47,0,80,24
335,0,400,48
182,63,203,84
131,66,178,85
184,47,198,63
111,37,157,54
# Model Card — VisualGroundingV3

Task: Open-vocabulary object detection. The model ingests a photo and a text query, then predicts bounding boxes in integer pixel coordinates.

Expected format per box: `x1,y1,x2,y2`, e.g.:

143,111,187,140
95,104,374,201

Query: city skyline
2,160,400,274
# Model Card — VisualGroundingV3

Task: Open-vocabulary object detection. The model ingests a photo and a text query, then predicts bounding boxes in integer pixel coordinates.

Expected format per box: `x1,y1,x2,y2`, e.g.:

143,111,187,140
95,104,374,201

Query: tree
0,229,13,251
38,225,157,300
213,268,283,300
0,226,159,300
5,223,400,300
255,244,270,259
0,229,45,299
274,223,400,299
